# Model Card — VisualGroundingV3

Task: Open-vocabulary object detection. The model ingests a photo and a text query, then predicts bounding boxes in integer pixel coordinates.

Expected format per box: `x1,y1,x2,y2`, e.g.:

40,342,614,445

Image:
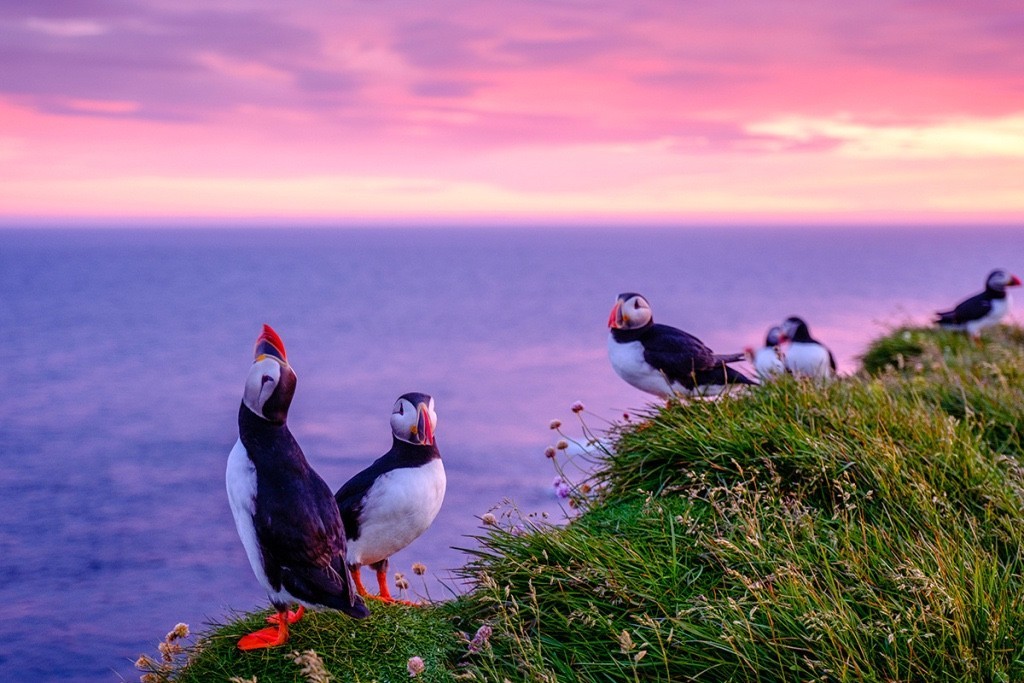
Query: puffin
607,292,756,399
744,325,787,381
780,316,836,379
226,324,369,650
935,269,1021,338
335,392,445,605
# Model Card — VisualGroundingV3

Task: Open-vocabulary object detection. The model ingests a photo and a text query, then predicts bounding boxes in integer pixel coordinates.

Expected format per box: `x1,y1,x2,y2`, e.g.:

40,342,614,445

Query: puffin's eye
633,300,640,310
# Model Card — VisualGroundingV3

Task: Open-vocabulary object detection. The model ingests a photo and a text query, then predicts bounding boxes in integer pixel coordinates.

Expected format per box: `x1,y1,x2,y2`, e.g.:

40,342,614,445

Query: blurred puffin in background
745,325,787,381
935,269,1020,339
780,316,836,379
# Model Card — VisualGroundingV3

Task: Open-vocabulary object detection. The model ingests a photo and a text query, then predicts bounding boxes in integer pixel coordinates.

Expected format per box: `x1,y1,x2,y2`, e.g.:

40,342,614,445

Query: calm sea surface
1,225,1022,681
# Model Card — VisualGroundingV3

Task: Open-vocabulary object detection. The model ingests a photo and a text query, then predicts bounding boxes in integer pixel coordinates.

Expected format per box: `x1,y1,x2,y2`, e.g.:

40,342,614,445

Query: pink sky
2,1,1023,223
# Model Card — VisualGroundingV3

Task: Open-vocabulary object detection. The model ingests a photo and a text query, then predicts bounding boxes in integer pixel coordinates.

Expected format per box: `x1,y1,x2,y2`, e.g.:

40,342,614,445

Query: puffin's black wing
334,451,397,542
254,458,366,616
936,291,990,324
255,467,339,568
640,323,717,380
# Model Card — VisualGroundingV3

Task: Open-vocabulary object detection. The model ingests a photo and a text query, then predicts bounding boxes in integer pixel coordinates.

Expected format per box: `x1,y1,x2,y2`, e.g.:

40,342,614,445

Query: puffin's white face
243,357,284,418
391,395,437,446
609,293,653,330
987,269,1022,291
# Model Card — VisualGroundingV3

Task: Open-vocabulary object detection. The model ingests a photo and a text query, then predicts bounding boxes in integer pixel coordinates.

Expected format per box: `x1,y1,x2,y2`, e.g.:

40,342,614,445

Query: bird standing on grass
935,269,1021,339
745,325,788,381
226,325,368,650
607,292,756,399
335,393,446,605
780,316,836,379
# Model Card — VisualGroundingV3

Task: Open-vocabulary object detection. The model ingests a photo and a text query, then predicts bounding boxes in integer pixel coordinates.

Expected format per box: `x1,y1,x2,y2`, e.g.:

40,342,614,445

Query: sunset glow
2,1,1023,223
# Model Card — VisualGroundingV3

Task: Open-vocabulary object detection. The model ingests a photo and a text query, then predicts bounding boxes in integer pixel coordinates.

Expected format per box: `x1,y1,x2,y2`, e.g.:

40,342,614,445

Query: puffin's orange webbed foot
237,619,289,650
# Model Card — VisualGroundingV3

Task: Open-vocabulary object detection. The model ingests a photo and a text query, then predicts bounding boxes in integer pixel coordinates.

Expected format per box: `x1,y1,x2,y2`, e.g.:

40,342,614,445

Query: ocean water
1,225,1021,682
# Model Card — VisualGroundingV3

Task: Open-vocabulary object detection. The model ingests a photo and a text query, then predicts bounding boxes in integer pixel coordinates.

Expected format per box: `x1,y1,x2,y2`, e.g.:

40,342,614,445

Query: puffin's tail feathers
281,566,371,619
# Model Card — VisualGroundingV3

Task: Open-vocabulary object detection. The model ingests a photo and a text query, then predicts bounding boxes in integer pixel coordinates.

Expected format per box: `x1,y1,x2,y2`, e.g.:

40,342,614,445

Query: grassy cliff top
143,325,1024,683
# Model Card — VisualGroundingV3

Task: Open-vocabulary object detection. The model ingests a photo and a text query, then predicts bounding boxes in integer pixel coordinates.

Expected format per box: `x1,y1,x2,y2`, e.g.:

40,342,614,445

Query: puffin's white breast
967,296,1009,335
784,342,832,379
753,346,786,380
347,459,446,567
608,334,675,398
226,439,273,595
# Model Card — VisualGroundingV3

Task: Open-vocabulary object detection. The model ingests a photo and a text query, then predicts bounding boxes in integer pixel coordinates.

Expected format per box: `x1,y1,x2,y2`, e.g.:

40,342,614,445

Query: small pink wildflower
570,401,584,413
549,419,562,430
544,446,556,459
468,624,493,653
407,656,425,677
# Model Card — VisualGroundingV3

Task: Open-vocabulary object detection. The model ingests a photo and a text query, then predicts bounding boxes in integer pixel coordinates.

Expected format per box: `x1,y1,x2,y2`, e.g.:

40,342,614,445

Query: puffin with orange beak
226,325,368,650
335,393,445,605
607,292,756,399
936,269,1021,339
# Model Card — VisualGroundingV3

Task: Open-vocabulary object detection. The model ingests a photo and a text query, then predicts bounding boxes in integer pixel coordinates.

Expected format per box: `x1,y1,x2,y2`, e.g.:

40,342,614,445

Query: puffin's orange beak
1009,274,1022,287
254,324,287,363
416,403,435,445
608,300,623,329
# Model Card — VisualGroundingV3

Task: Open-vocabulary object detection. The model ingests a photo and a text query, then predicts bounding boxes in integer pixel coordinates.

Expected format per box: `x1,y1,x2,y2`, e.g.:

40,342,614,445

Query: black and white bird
607,292,756,399
226,325,368,650
780,316,836,379
335,393,445,605
745,325,787,381
935,269,1021,338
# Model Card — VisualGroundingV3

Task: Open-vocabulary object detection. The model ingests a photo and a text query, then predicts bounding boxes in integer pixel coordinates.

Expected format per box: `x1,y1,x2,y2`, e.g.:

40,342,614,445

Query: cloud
747,114,1024,158
0,5,357,120
25,18,108,37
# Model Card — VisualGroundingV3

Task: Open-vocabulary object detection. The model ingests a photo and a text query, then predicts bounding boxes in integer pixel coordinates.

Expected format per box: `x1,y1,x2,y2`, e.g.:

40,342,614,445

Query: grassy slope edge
151,326,1024,682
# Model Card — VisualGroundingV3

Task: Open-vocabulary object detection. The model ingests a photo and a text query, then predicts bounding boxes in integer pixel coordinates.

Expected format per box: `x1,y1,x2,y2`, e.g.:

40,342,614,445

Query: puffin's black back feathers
936,291,996,325
620,323,757,389
238,404,368,618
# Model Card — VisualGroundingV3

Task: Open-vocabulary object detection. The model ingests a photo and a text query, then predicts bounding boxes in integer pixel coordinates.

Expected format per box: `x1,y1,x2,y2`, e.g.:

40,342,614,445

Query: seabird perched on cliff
780,316,836,379
935,269,1021,338
607,292,756,399
745,325,787,381
226,325,368,650
335,393,446,605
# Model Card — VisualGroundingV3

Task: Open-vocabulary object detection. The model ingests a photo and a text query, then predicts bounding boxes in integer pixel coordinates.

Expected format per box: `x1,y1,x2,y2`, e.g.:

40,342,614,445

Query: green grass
140,601,470,682
148,325,1024,682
